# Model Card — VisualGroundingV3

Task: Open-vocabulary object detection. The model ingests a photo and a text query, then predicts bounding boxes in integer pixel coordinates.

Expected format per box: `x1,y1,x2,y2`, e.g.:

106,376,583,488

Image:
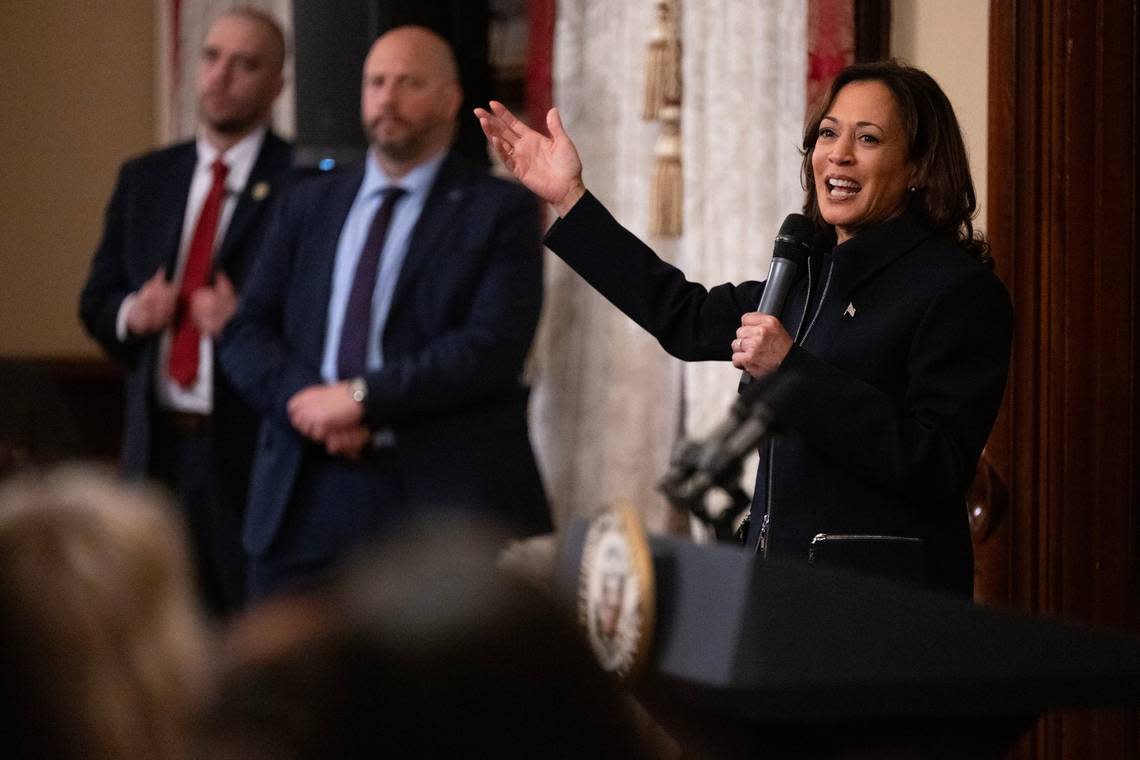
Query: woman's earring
909,185,918,193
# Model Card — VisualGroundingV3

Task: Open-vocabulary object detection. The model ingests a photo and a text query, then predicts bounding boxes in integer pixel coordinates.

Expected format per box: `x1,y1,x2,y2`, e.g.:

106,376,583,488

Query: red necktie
169,158,229,387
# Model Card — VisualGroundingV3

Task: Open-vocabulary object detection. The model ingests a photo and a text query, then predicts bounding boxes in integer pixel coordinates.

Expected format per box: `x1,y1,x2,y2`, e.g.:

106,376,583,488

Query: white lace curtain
677,0,806,461
538,0,805,532
535,1,686,533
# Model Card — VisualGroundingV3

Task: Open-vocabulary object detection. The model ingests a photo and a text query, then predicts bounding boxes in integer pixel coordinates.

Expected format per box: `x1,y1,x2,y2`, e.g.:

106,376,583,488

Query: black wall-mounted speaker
291,0,490,170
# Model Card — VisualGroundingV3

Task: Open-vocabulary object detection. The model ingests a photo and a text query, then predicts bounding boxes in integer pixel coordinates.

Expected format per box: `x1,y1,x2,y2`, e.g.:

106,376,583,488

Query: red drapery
807,0,855,111
526,0,556,128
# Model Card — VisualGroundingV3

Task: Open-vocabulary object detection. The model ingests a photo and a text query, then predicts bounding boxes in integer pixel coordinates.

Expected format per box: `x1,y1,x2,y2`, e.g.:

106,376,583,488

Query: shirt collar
195,126,268,191
361,148,448,200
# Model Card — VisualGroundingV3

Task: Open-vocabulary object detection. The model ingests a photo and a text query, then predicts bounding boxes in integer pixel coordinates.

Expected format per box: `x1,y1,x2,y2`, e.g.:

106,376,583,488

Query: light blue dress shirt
320,150,446,382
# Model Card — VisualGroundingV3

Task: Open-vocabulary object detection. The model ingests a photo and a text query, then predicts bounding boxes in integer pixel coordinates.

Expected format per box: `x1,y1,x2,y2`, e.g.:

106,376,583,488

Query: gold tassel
643,0,681,120
650,103,683,237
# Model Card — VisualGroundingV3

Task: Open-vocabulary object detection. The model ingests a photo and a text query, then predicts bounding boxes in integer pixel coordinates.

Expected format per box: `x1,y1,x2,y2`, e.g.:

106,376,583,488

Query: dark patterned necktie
336,186,406,379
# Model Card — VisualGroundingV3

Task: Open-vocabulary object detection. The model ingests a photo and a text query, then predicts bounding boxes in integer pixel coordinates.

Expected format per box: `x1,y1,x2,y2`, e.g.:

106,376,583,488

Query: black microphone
739,214,815,387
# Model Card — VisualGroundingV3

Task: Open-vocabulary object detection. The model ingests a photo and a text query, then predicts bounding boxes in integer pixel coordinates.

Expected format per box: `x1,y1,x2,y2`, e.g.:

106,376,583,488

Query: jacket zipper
757,252,836,557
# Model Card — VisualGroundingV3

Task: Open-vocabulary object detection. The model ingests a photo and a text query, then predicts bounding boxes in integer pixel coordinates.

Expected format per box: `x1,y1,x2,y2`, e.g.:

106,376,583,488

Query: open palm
475,101,585,215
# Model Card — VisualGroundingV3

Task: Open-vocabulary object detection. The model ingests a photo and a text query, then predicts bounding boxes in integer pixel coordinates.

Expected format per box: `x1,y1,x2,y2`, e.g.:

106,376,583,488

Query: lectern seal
577,501,655,678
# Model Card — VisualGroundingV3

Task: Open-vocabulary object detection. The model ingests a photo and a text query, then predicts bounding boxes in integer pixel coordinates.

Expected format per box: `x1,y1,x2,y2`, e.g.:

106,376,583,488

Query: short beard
365,117,426,163
374,135,426,163
367,119,454,166
208,117,257,136
199,102,266,138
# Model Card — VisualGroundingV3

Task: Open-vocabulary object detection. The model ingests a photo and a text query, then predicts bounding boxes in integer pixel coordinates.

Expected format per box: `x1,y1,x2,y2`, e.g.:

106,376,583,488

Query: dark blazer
544,192,1012,595
221,152,550,558
79,132,294,487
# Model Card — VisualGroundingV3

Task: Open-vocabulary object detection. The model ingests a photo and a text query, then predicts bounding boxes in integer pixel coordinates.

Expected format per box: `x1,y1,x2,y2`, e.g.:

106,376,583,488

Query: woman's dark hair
801,60,990,264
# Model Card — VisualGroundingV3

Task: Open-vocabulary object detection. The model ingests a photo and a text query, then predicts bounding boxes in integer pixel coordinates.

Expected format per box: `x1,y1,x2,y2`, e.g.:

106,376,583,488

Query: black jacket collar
819,211,943,295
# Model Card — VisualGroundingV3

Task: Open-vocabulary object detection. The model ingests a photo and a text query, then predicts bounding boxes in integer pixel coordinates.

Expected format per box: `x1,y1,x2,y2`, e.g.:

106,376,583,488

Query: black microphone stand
657,374,787,541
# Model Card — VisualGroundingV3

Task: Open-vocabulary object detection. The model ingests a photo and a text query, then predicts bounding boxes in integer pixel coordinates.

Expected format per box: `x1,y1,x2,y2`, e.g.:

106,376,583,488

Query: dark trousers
149,412,247,616
246,445,408,602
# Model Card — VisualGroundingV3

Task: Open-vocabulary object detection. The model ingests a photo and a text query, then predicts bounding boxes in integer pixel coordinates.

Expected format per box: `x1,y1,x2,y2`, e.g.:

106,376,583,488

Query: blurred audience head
207,521,655,759
0,465,213,760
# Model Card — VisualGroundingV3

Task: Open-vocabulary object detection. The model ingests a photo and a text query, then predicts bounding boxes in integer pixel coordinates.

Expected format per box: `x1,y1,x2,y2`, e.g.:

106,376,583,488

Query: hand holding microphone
731,313,794,377
737,214,814,384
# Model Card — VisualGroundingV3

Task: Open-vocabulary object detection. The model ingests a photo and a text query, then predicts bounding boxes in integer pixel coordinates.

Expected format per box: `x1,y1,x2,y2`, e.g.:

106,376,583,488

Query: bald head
361,26,463,175
216,7,287,70
196,9,286,148
371,26,459,84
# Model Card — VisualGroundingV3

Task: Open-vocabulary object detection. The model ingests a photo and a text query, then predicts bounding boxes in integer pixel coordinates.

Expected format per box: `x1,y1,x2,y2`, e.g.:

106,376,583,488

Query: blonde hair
0,465,213,760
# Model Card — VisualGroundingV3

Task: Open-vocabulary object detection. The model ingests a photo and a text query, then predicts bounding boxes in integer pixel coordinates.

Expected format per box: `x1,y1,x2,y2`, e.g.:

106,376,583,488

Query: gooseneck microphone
739,214,815,387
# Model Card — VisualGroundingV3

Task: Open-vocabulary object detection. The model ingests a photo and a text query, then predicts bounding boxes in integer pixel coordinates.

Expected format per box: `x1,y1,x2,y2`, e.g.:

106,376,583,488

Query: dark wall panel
985,0,1138,757
291,0,490,169
291,0,374,168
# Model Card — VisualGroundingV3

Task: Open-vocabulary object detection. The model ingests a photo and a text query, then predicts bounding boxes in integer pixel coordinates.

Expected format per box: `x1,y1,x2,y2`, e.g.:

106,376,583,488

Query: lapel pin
250,181,270,201
843,302,857,318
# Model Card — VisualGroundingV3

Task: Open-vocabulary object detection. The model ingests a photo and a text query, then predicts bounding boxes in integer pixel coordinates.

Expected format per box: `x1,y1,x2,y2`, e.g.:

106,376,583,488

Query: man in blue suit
222,26,550,598
79,8,293,614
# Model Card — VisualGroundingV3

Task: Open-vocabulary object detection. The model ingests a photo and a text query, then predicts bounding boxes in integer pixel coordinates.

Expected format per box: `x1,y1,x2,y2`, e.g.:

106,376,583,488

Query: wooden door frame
983,0,1138,756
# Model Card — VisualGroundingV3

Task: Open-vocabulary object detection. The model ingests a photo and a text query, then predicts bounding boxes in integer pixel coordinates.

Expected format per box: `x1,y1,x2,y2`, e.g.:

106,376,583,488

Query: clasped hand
188,272,238,337
287,382,370,460
126,270,239,338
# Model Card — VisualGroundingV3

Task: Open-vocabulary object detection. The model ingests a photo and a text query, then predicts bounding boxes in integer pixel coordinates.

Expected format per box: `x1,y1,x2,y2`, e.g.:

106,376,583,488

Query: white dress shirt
116,127,267,414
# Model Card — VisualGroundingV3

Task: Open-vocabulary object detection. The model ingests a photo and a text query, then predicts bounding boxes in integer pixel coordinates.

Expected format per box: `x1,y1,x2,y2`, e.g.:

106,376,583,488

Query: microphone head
773,213,815,264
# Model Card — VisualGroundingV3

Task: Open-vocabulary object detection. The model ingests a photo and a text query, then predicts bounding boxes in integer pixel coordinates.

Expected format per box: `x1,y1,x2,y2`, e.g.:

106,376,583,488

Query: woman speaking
476,61,1012,596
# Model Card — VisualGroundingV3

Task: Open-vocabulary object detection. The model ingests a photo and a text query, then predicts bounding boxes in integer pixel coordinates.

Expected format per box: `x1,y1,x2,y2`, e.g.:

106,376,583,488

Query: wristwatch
348,377,367,404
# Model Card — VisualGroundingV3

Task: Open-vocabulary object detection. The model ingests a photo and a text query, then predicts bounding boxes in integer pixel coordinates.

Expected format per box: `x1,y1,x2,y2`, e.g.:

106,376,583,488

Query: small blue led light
318,157,336,171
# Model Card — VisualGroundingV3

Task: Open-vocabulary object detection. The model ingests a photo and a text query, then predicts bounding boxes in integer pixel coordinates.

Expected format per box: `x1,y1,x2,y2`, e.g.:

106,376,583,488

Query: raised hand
474,101,587,217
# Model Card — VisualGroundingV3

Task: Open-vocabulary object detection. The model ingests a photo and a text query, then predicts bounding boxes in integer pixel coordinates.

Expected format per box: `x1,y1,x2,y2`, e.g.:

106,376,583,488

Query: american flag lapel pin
843,302,857,318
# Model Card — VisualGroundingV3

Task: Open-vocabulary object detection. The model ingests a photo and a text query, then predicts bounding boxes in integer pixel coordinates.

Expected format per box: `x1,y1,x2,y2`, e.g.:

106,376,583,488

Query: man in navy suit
221,26,550,598
80,8,293,614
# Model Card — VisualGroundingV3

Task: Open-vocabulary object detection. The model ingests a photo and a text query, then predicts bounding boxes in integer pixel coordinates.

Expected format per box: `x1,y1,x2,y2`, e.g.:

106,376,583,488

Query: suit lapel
300,166,366,362
214,132,289,271
390,153,468,311
161,143,198,278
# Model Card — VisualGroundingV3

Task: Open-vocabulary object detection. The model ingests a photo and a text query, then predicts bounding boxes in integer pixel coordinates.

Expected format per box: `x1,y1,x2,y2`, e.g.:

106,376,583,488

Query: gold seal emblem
577,500,655,679
250,181,270,201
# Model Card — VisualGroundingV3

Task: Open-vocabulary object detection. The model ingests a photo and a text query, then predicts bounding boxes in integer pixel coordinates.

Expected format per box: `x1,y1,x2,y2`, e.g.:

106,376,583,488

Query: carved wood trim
986,0,1138,756
854,0,890,62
